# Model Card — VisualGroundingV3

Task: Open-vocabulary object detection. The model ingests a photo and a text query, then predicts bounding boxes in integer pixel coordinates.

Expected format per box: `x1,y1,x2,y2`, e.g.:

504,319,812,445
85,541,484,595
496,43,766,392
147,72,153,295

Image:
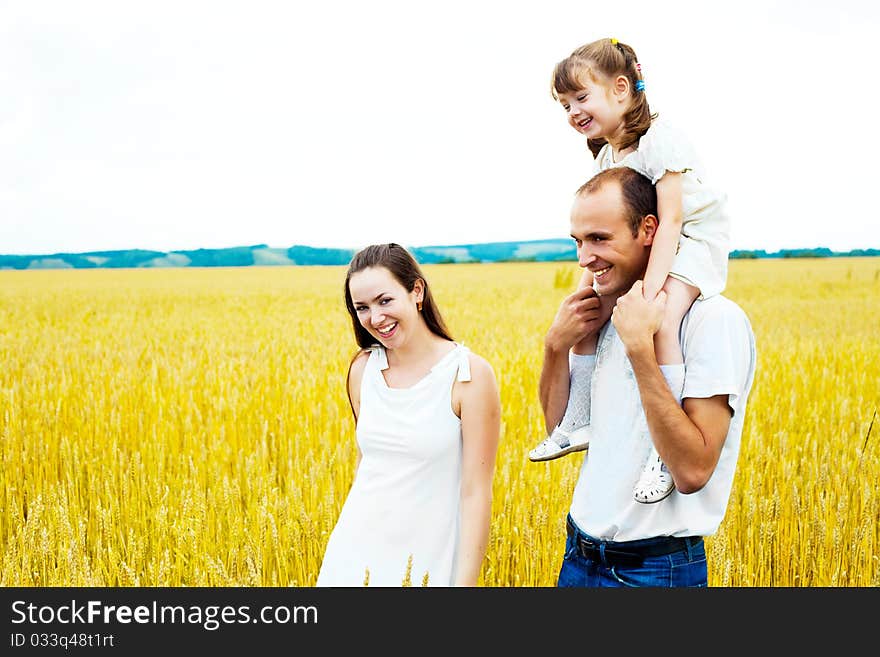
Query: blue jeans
557,517,708,587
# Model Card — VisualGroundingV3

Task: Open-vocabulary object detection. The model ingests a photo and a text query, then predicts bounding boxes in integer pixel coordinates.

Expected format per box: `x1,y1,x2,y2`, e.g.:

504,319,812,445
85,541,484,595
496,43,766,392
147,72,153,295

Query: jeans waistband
566,515,703,566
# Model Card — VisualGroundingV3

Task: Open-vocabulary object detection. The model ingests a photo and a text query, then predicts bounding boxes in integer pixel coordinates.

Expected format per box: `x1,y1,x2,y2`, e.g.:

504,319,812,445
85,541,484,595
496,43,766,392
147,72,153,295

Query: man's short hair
575,167,658,236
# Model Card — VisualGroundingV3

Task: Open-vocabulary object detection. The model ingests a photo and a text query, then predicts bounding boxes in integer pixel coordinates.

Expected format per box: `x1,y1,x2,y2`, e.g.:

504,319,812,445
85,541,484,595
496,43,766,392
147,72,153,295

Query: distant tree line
1,242,878,270
729,248,880,259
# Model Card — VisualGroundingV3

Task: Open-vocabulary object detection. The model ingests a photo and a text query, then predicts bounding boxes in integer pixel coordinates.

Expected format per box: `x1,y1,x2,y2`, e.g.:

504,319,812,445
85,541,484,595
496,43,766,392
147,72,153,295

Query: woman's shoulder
464,350,494,374
353,345,377,365
460,350,498,389
452,349,500,414
347,347,373,384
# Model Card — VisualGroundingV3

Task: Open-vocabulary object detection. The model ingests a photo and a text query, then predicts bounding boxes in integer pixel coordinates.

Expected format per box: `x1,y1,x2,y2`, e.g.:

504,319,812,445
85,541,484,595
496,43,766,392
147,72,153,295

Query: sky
1,0,878,256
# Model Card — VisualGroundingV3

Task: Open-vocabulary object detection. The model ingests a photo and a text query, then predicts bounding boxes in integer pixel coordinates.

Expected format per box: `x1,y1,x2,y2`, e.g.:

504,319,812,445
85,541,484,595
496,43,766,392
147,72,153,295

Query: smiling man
539,166,757,587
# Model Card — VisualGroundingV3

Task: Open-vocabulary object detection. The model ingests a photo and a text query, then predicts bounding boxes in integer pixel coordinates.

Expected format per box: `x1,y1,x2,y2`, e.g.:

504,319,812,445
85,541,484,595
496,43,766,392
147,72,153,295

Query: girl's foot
528,424,591,462
633,451,675,503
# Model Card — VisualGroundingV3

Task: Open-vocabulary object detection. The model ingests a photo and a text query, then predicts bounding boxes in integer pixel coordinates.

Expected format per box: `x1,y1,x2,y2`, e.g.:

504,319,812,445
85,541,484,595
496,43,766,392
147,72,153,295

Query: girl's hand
612,280,666,354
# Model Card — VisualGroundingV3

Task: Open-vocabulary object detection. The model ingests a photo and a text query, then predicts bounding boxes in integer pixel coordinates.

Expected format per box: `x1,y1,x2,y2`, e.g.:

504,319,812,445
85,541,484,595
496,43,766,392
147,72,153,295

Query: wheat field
1,258,878,586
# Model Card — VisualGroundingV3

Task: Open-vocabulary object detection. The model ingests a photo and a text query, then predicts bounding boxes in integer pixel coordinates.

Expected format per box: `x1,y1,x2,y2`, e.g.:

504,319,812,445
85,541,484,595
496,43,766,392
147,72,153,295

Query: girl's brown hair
551,38,656,158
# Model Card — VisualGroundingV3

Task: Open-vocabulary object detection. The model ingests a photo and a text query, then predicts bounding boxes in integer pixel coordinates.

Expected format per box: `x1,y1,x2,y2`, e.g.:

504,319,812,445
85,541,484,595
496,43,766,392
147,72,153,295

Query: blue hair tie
635,80,645,92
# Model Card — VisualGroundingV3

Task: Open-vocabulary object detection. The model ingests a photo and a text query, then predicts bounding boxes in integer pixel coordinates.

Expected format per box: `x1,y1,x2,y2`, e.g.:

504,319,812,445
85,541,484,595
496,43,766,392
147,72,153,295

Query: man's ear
641,214,659,245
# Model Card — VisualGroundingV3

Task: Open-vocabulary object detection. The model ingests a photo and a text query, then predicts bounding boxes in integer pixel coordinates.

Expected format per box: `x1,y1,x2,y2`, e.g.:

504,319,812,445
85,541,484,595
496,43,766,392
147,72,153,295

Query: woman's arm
643,171,683,300
453,354,501,586
346,349,370,471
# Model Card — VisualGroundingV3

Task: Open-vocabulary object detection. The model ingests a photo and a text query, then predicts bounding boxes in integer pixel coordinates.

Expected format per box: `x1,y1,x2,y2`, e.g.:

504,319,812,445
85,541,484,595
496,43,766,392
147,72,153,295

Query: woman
316,243,501,587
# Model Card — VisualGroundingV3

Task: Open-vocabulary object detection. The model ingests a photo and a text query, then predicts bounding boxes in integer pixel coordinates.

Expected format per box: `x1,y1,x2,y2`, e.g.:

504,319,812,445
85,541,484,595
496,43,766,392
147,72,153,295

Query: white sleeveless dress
316,342,471,587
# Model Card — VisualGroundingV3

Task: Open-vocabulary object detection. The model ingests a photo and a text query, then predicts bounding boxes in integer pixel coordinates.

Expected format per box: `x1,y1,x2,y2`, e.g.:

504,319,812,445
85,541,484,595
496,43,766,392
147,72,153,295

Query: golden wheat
1,258,878,586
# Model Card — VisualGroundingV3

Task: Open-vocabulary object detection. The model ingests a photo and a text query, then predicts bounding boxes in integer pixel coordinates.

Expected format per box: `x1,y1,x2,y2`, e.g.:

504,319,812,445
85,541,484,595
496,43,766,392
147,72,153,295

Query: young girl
528,38,730,505
317,243,501,586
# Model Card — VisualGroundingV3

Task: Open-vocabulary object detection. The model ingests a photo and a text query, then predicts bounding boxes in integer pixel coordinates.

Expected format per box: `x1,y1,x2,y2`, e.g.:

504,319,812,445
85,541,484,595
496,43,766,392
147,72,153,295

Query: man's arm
539,286,603,433
625,357,731,493
612,281,732,493
539,340,571,434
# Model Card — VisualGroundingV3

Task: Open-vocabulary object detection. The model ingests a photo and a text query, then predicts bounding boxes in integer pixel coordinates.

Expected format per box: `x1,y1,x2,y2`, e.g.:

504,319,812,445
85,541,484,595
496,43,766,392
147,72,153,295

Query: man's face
570,182,654,299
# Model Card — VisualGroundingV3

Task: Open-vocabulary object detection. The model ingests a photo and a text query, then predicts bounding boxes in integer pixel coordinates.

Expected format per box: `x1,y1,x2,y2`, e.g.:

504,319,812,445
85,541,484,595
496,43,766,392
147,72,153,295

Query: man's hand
540,284,601,432
612,280,666,354
545,285,602,353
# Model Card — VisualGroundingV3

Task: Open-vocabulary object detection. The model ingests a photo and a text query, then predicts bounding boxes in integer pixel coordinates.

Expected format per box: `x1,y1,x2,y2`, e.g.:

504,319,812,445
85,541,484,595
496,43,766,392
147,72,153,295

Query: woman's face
348,266,423,349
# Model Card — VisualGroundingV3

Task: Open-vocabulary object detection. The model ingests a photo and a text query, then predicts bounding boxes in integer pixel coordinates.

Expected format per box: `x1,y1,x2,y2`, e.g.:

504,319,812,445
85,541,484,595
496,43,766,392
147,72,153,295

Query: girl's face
557,71,630,145
348,266,423,349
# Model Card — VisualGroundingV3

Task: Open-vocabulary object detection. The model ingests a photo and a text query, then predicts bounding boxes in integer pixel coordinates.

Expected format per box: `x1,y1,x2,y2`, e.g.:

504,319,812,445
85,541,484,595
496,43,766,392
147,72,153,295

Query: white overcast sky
1,0,877,255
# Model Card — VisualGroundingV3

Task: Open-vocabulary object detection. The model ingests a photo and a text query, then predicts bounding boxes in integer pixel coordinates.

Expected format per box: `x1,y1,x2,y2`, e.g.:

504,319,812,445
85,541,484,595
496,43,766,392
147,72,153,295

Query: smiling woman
315,243,502,587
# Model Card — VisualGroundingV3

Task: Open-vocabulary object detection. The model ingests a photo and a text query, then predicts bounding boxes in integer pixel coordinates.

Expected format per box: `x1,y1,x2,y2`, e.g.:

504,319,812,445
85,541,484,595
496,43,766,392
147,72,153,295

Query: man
540,166,756,587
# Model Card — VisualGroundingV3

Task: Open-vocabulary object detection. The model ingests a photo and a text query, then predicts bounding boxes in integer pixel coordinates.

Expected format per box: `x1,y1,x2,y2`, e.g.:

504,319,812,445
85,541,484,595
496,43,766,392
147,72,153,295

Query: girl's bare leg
653,277,699,364
634,276,700,503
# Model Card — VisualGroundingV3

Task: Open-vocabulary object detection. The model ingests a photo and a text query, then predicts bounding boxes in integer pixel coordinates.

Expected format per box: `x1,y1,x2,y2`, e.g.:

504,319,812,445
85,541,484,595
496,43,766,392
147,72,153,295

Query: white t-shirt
569,295,757,540
595,119,731,299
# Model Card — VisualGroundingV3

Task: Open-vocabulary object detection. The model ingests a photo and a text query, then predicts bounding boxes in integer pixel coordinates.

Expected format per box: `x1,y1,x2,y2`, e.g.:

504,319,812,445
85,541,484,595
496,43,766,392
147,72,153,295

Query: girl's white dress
595,118,730,298
316,343,471,587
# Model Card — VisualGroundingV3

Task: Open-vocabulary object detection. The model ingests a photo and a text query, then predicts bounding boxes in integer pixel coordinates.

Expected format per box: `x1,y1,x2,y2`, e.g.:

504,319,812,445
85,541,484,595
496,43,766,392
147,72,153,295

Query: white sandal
528,425,591,462
633,450,675,503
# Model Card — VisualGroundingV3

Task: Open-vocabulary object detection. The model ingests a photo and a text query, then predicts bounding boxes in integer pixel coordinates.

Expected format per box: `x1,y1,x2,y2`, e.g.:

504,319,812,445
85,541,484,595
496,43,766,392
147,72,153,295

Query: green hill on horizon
1,240,878,270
